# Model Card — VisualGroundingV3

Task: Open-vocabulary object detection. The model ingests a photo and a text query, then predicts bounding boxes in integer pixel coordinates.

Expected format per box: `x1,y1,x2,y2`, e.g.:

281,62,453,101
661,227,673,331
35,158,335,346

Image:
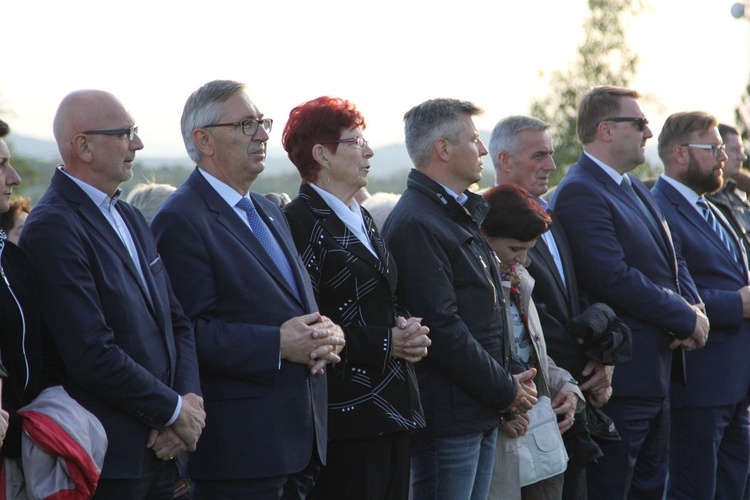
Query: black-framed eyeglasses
83,126,139,141
323,136,369,149
600,117,649,132
681,143,727,159
201,118,273,137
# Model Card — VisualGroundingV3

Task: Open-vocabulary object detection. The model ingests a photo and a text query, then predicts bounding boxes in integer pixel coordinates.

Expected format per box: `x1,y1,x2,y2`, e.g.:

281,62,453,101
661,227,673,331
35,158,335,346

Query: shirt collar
438,183,468,205
660,174,703,212
198,167,245,208
583,151,626,185
59,166,122,210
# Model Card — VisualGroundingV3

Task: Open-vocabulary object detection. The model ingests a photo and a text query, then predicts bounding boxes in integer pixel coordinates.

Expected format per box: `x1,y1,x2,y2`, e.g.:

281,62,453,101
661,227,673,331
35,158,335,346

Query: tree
530,0,641,185
734,84,750,167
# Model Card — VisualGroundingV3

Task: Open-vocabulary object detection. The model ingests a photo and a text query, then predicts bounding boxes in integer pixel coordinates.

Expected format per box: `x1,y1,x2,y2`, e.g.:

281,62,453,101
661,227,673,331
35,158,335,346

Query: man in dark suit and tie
651,111,750,500
20,90,205,499
489,115,617,500
150,80,345,499
552,86,709,499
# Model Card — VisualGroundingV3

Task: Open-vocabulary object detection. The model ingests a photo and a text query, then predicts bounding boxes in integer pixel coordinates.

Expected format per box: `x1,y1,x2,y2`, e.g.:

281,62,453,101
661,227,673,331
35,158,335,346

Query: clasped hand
280,312,346,375
391,316,430,362
505,368,538,415
147,392,206,461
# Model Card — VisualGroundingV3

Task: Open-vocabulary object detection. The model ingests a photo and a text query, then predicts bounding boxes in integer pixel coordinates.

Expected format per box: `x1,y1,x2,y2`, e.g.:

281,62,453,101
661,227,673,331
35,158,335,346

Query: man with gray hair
490,115,624,500
382,98,537,500
151,80,345,498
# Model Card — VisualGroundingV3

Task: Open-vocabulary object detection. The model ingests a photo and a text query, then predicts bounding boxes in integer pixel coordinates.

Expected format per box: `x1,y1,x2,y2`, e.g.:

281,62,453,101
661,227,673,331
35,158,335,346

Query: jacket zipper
0,244,30,390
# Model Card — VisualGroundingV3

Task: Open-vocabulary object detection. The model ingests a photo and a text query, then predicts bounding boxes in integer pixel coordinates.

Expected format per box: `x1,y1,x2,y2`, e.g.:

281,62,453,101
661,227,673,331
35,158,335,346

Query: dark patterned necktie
236,197,300,297
620,175,660,234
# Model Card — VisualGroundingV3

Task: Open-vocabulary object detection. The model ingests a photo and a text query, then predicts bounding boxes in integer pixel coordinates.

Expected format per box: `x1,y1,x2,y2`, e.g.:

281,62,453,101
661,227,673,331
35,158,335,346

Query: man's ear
71,134,93,163
435,137,450,162
672,143,689,166
497,151,512,174
193,128,214,157
597,120,614,143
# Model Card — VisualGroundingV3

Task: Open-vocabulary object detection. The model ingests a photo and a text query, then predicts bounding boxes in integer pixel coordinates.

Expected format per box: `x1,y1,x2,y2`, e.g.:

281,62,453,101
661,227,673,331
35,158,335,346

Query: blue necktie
236,197,300,298
696,197,739,263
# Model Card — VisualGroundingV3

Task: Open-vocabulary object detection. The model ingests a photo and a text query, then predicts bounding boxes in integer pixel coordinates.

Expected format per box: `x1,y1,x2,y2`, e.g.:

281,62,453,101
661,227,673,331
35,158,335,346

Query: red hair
282,96,366,183
481,184,552,241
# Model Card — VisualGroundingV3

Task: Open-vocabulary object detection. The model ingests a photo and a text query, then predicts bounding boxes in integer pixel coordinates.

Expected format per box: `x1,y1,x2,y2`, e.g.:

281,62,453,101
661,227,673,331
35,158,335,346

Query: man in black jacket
382,98,537,500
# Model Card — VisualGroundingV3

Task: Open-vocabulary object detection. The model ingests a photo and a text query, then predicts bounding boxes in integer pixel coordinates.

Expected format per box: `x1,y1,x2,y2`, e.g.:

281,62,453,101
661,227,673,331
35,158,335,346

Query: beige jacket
490,265,584,500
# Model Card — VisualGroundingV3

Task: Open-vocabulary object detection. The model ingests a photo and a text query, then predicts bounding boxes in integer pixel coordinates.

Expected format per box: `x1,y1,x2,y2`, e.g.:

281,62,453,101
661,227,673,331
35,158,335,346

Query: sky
2,0,749,161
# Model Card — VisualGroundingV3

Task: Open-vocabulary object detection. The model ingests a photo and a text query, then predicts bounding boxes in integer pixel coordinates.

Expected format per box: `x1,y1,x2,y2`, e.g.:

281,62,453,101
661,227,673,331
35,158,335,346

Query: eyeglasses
324,136,369,149
600,117,649,132
681,143,727,159
83,126,139,140
201,118,273,137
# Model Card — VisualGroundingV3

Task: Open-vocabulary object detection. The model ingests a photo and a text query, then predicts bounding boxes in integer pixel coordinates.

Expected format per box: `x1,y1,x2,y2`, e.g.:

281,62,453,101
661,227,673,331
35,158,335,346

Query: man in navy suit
552,86,709,499
490,115,616,500
20,90,205,499
150,80,345,499
651,111,750,500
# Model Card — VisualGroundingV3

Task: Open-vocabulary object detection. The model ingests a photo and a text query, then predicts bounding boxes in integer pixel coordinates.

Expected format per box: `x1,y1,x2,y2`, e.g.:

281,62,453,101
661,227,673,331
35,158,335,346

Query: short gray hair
488,116,549,170
403,98,483,168
181,80,246,163
126,182,177,223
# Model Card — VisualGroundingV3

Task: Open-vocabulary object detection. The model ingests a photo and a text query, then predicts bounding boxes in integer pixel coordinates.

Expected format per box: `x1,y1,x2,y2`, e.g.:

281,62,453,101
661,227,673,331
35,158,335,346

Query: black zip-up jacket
0,239,42,458
382,169,519,437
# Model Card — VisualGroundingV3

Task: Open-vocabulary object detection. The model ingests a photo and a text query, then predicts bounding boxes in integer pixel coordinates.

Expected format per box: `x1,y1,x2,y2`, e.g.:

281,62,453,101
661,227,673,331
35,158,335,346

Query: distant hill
6,132,664,204
7,134,416,177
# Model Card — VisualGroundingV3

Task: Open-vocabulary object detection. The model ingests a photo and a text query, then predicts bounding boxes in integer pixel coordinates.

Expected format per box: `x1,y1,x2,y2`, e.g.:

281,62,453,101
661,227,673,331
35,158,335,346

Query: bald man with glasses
20,89,205,499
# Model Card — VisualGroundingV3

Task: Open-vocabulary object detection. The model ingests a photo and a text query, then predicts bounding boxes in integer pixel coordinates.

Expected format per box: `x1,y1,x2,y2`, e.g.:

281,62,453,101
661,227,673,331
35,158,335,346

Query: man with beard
652,111,750,500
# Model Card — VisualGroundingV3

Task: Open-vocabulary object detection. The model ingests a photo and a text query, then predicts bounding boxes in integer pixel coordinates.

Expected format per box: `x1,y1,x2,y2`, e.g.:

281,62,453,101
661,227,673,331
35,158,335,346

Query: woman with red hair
282,97,431,499
482,184,583,500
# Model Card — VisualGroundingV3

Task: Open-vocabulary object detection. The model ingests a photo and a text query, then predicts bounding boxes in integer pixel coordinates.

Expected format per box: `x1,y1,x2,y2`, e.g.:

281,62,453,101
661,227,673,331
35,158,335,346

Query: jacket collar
406,169,490,225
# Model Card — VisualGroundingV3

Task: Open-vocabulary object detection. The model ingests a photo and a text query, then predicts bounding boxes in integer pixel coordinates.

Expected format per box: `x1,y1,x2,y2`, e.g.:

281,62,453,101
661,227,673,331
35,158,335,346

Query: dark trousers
93,453,176,500
586,396,670,500
191,457,320,500
561,461,587,500
313,431,411,500
668,400,750,500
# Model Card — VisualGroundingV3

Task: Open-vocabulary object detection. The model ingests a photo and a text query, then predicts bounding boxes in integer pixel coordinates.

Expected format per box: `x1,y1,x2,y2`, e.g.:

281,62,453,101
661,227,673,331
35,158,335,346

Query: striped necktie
696,197,738,263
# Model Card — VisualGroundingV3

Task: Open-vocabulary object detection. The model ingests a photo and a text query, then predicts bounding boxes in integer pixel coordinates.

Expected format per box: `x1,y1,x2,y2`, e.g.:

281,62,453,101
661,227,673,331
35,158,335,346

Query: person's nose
130,133,144,151
478,139,488,157
5,164,21,187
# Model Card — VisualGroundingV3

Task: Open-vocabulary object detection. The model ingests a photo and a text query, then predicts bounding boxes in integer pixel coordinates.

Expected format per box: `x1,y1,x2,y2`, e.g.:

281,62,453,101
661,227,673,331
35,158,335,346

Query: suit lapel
301,185,389,279
56,178,155,315
188,170,303,305
583,160,675,263
530,237,567,298
250,193,308,303
117,204,162,317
